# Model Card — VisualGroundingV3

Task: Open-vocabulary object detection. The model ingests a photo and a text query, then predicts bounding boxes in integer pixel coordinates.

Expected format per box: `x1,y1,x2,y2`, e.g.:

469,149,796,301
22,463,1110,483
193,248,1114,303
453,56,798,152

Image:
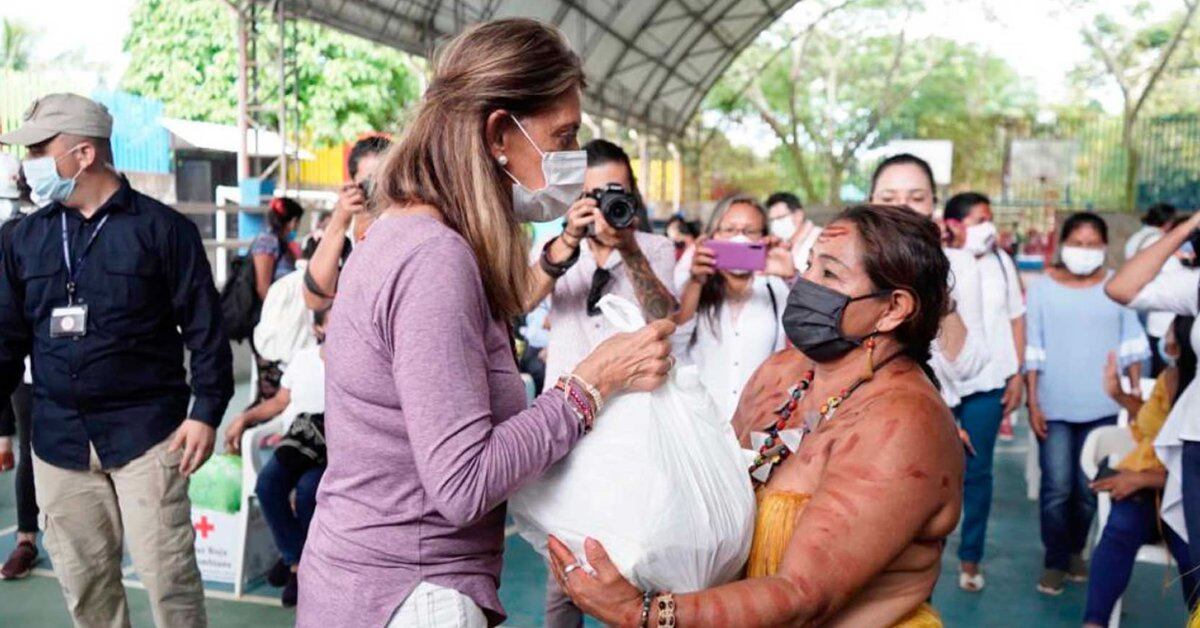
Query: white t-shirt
543,233,678,389
1129,266,1200,540
1125,225,1163,261
954,250,1025,394
278,345,326,431
676,275,788,423
932,248,991,405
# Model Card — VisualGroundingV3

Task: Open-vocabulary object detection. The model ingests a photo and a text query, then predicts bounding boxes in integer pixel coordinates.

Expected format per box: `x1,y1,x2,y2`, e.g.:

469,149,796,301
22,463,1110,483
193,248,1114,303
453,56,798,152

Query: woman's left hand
1091,471,1150,501
548,535,642,626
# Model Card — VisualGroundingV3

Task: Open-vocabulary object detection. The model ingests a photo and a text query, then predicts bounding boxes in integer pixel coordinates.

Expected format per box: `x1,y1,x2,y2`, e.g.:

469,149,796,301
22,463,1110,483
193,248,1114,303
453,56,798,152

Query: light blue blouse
1025,272,1150,422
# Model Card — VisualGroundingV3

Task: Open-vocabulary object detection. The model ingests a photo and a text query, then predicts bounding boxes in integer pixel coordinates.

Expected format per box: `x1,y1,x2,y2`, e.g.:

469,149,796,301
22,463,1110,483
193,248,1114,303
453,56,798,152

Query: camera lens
603,196,635,229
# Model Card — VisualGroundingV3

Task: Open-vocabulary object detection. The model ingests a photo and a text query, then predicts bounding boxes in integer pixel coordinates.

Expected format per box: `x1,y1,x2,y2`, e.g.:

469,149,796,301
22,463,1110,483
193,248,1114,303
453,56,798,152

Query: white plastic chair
229,416,285,597
1080,424,1171,628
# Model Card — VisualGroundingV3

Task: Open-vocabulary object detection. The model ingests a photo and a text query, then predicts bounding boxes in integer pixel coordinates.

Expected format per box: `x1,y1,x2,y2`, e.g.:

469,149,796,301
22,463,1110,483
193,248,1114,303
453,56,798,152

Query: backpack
220,253,262,343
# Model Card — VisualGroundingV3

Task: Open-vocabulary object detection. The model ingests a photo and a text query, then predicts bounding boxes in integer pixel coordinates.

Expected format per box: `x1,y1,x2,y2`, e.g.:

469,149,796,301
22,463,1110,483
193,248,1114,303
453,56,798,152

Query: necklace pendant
750,462,773,484
750,431,770,451
779,428,804,453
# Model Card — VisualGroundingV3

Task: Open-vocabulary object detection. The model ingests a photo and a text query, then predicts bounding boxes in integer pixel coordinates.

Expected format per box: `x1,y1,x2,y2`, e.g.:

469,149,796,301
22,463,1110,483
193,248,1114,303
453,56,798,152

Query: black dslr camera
586,183,639,230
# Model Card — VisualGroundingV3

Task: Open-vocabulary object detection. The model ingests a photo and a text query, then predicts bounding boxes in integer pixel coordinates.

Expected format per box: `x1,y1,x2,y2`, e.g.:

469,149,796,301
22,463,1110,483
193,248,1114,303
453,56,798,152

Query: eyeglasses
715,225,765,238
586,267,613,317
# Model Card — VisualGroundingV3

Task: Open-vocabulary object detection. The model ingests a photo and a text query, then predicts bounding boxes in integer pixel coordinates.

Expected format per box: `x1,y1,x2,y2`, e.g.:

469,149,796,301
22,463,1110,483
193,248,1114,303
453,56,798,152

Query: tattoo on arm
624,247,678,321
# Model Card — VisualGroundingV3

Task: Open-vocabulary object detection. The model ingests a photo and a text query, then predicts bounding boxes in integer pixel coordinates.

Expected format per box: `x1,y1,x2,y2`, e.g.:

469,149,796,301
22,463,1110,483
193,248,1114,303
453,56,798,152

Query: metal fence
1001,113,1200,212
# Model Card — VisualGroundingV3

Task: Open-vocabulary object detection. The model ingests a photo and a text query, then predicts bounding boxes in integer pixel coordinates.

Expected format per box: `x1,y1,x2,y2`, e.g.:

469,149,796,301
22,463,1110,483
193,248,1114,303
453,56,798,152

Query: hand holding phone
707,240,767,272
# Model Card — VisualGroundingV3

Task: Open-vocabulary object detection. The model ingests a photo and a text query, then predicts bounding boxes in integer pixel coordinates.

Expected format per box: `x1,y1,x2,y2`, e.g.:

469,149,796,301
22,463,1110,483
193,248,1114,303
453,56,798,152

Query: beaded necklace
748,351,904,485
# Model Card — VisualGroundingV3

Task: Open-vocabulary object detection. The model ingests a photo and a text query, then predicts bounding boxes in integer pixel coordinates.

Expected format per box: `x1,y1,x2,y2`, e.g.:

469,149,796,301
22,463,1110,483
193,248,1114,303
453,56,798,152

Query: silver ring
562,563,581,577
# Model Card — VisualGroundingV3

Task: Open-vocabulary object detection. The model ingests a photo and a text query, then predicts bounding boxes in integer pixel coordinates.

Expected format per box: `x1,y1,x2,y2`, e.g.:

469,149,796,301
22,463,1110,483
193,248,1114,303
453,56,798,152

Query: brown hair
833,204,951,383
377,18,585,319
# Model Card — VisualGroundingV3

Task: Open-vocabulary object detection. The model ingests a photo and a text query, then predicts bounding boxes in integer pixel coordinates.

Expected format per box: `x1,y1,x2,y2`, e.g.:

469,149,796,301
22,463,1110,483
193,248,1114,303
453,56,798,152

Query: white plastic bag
510,295,755,593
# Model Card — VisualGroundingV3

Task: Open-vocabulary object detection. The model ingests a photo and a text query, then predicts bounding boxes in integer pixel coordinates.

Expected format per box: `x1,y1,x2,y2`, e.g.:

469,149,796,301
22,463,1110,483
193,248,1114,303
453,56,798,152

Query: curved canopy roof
285,0,800,137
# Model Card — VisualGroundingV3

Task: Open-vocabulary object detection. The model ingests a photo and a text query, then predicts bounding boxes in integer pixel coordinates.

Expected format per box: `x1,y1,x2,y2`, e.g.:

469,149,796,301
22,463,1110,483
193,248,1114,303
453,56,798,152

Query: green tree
1,18,34,71
880,41,1038,195
121,0,420,146
705,0,1033,204
1066,0,1199,210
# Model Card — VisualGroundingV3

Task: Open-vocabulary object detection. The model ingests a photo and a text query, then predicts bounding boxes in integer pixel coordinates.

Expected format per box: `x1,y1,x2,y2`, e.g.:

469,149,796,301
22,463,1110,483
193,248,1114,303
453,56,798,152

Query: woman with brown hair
296,19,674,628
673,194,796,423
549,204,964,627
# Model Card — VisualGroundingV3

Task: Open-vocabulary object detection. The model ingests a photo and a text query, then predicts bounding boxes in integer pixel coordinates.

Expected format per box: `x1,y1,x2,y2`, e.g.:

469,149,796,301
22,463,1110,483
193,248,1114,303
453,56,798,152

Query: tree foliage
121,0,420,146
704,0,1035,204
1066,0,1199,209
1,18,34,71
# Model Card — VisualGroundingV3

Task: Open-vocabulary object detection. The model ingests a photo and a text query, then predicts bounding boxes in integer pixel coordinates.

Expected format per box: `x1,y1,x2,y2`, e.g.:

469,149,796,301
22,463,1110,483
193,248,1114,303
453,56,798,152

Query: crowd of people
0,15,1198,628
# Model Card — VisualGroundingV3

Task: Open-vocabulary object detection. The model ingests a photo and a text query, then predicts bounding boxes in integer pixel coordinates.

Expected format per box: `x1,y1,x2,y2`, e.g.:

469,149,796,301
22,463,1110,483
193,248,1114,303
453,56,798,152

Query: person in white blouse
766,191,822,274
1107,210,1200,580
940,191,1027,592
673,195,795,423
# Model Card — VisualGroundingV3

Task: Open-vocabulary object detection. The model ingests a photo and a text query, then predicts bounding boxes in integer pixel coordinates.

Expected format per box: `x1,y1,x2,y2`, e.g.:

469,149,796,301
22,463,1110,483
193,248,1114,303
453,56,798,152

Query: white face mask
770,215,797,241
503,115,586,223
963,221,997,257
1160,335,1180,369
1061,246,1106,276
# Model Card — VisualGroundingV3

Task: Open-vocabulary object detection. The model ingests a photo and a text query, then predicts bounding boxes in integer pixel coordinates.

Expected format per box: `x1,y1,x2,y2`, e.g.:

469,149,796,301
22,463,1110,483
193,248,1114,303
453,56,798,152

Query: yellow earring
863,335,877,380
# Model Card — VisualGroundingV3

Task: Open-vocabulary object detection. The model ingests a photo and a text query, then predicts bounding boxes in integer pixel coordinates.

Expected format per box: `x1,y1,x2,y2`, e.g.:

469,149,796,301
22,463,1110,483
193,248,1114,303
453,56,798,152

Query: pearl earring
497,154,508,166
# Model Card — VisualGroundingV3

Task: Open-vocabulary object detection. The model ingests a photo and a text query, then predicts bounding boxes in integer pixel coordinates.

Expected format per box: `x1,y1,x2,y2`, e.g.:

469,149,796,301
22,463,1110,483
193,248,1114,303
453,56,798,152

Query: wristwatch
539,236,581,279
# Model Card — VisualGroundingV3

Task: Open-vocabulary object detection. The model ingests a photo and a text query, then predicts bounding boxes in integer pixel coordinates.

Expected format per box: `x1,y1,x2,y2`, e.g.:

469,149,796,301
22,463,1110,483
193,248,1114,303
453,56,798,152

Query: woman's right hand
689,237,717,285
334,181,368,217
561,197,597,248
572,319,676,400
1028,402,1049,440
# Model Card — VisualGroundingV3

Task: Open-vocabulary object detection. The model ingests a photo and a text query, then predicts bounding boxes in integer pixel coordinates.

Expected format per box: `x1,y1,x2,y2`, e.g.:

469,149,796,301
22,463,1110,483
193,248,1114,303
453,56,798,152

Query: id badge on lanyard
51,212,109,338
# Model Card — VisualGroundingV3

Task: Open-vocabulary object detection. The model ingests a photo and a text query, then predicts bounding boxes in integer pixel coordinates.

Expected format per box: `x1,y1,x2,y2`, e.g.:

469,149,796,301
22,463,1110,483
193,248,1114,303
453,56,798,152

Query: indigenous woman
550,204,964,627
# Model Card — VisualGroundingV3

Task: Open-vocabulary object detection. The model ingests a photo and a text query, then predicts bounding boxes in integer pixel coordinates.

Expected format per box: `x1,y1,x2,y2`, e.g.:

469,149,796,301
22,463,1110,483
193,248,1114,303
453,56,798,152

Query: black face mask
782,277,888,362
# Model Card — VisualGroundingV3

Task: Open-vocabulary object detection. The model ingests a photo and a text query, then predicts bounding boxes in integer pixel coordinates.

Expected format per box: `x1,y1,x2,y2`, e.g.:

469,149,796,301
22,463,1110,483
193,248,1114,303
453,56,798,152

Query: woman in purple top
297,19,675,628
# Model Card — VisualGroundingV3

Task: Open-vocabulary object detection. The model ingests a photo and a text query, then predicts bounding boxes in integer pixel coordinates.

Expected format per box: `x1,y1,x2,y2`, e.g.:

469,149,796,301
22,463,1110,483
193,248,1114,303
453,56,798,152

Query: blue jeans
255,457,324,566
1038,416,1117,571
1084,495,1197,624
1182,440,1200,605
955,387,1006,563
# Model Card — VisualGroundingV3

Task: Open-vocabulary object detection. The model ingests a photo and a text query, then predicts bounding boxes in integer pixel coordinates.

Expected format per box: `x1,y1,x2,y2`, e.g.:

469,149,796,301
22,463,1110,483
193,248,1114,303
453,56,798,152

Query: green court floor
0,409,1189,627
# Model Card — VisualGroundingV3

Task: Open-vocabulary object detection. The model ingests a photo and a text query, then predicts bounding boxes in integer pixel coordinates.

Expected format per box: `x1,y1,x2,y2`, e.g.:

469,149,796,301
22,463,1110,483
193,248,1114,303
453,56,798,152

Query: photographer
527,139,677,380
301,135,391,312
528,138,676,628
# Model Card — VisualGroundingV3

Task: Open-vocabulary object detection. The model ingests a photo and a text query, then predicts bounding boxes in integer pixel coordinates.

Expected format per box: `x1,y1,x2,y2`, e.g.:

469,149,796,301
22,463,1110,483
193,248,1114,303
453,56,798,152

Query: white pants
387,582,488,628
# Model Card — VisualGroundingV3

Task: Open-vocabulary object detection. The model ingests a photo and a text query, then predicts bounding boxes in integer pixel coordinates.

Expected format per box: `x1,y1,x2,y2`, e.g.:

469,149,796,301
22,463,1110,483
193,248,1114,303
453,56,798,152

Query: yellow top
747,491,942,628
1118,374,1172,473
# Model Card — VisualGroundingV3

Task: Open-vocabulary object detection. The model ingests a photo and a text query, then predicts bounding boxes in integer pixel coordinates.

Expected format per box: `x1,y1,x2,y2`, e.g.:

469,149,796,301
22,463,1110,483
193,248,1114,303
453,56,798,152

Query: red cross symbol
194,515,215,540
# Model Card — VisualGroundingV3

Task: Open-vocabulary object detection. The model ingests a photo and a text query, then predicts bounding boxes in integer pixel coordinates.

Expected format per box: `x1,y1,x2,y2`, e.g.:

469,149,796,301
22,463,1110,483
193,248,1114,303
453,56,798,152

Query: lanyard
60,211,110,304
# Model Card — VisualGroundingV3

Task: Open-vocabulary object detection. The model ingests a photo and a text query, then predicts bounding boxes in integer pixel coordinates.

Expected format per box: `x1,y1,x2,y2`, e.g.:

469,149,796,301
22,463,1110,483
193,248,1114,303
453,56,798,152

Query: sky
0,0,1181,152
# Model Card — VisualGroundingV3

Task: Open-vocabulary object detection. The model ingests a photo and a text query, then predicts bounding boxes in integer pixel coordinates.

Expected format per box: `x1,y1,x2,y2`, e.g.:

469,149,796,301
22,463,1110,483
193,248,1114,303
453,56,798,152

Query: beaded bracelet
655,593,676,627
555,376,595,434
639,590,655,628
565,373,604,414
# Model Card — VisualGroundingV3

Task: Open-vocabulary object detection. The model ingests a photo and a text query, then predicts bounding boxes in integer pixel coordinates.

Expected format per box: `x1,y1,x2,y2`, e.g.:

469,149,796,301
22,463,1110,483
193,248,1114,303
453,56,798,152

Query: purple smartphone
707,240,767,272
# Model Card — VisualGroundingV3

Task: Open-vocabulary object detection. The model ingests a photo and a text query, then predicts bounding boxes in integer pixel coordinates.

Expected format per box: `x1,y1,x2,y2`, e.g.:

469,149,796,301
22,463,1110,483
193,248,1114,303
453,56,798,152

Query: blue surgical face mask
22,144,84,207
1160,335,1180,369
